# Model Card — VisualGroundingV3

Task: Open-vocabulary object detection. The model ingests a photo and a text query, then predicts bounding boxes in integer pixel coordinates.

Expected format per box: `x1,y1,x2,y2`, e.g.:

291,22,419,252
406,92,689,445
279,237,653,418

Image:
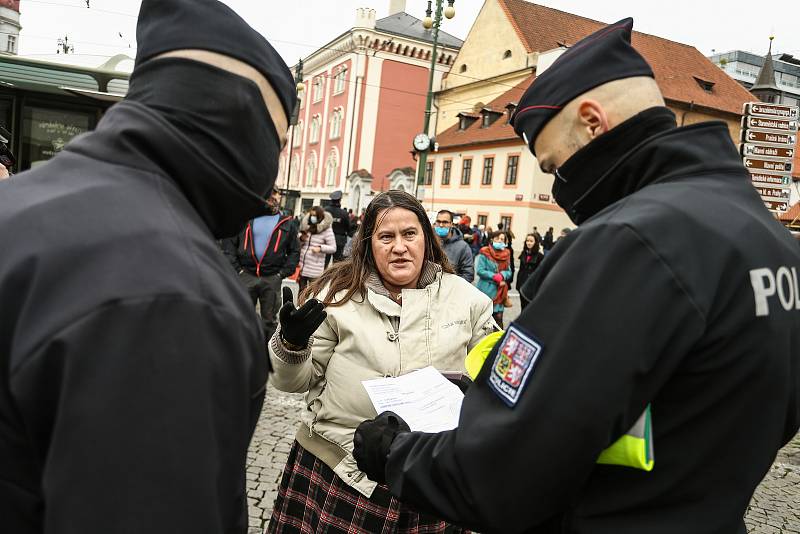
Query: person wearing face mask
433,209,474,282
475,231,512,328
222,187,300,342
0,1,297,532
296,205,336,292
266,191,495,533
351,18,799,534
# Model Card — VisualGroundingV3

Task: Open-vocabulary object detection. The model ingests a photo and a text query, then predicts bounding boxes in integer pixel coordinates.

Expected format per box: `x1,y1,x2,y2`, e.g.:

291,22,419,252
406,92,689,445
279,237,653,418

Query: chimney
389,0,406,15
355,7,377,29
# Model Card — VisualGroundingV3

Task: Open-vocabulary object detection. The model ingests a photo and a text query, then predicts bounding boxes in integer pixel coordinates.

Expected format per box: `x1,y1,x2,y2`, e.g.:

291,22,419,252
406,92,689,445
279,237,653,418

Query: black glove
353,411,410,485
279,286,327,348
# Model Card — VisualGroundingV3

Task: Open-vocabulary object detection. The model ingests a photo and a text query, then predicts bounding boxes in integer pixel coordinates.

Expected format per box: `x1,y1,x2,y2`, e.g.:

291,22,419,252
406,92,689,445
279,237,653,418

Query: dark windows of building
477,214,487,227
461,159,472,185
482,157,494,185
21,106,93,171
425,160,433,186
505,155,519,185
441,159,451,185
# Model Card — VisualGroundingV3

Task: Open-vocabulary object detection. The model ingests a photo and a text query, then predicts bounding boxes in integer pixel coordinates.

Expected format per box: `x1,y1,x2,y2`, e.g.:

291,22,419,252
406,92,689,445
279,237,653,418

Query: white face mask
309,215,319,224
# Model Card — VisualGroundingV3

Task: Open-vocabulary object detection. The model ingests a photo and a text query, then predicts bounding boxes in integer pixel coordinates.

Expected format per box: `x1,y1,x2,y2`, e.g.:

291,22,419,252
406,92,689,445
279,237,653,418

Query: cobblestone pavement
248,283,799,532
246,387,800,533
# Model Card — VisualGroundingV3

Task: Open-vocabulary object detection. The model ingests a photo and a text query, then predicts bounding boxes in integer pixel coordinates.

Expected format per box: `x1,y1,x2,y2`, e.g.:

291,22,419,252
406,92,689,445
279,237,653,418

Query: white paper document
361,366,464,433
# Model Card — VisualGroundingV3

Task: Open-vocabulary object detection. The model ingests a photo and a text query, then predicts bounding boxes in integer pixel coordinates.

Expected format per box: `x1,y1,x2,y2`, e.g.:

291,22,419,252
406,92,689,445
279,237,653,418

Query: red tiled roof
436,75,533,150
497,0,754,115
780,201,800,223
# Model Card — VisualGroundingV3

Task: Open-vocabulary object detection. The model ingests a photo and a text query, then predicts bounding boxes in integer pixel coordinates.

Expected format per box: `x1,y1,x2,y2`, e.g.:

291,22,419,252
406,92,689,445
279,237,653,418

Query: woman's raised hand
279,286,327,348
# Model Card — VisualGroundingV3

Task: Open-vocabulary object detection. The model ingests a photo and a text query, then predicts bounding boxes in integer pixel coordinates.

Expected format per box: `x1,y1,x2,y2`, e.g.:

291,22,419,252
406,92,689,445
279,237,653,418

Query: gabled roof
497,0,753,115
436,75,533,149
375,12,463,49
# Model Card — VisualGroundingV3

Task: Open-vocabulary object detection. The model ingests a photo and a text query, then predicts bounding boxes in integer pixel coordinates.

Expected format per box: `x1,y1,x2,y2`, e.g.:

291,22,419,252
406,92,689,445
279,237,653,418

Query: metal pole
285,125,296,192
414,0,442,199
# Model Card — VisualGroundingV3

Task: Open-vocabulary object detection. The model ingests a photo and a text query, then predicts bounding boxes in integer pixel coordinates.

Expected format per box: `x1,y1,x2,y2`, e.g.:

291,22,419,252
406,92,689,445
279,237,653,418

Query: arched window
305,155,317,187
334,67,347,94
293,120,303,147
459,64,467,73
325,150,339,186
310,116,320,143
290,158,301,187
330,109,343,139
313,77,323,102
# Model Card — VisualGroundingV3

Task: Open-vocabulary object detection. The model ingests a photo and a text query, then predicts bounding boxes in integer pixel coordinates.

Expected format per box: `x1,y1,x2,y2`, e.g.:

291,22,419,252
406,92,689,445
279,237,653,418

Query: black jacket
384,123,800,533
0,103,268,533
515,248,543,292
221,217,300,278
326,203,351,237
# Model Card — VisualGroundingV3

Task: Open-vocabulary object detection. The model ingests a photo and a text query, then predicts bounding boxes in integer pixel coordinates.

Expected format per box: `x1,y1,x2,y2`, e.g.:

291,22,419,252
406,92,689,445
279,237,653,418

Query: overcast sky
13,0,800,71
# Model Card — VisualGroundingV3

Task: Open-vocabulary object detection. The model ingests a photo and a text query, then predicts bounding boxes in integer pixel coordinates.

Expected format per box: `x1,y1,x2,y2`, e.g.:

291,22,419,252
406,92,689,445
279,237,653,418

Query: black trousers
239,271,282,342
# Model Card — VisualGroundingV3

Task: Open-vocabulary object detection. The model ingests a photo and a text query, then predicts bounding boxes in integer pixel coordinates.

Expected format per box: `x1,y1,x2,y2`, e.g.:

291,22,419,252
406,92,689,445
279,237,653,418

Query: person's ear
576,99,609,141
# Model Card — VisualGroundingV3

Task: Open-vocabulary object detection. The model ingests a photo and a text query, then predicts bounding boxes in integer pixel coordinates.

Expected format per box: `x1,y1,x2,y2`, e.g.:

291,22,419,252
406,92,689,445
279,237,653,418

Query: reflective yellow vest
465,332,654,471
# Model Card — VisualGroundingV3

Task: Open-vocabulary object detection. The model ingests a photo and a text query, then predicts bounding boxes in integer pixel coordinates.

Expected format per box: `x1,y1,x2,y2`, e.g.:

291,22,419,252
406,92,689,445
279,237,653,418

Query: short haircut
436,209,454,222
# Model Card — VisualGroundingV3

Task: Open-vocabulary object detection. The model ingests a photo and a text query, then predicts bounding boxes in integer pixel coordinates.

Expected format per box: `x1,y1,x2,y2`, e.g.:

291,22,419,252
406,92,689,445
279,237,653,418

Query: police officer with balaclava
0,1,296,532
350,18,800,533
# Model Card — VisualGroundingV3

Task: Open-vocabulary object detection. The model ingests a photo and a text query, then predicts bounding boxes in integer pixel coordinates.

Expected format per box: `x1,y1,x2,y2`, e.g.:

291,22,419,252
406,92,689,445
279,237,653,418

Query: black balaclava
125,58,282,237
552,106,677,224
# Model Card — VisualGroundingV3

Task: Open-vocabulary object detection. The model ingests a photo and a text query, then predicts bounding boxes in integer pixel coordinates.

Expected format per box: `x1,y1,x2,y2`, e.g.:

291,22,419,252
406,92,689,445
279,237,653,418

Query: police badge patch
488,325,542,407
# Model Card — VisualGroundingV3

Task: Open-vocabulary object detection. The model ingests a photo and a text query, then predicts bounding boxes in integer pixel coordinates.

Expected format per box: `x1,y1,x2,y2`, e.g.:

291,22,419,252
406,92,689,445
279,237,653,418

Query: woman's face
371,207,425,290
492,233,507,245
525,236,536,248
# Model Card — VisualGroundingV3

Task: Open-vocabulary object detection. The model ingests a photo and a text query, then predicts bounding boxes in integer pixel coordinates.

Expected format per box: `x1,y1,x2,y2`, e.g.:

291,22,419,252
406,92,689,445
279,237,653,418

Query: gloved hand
492,273,503,283
278,286,327,348
353,411,410,485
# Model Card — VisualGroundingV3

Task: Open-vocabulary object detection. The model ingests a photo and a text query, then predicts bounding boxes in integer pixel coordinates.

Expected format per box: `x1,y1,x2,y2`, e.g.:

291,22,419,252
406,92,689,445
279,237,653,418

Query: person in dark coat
324,189,352,263
222,187,300,342
541,226,554,254
515,233,543,309
351,18,800,534
0,1,297,532
434,209,474,282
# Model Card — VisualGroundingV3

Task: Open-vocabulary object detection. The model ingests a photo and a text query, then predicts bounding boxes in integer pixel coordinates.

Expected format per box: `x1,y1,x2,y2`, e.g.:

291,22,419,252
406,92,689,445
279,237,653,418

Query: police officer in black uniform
351,18,800,534
325,189,351,263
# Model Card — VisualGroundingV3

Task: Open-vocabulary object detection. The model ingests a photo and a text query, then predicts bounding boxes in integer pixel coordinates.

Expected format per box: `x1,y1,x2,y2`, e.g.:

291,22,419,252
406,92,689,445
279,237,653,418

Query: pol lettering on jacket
749,266,800,316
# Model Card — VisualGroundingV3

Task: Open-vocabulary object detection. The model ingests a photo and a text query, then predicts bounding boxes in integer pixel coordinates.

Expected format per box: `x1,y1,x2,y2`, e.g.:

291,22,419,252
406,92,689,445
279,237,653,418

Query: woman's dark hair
489,230,507,242
307,205,325,234
523,233,540,254
301,190,454,306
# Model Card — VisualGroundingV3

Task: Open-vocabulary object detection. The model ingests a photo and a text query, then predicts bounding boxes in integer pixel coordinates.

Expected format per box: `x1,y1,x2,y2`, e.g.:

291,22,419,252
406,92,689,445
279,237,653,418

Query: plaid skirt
267,441,470,534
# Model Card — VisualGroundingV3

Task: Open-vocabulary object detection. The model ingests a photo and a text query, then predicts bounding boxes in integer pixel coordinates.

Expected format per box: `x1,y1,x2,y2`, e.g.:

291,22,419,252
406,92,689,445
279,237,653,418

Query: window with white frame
305,156,317,187
330,109,342,139
325,150,338,186
290,158,301,186
313,77,323,102
334,67,347,94
7,35,16,54
310,116,320,143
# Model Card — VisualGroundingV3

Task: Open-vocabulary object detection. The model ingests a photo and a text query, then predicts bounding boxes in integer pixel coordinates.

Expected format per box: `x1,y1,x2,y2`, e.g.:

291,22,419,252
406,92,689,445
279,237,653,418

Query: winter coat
0,103,268,533
268,264,496,497
222,216,300,278
299,212,336,279
440,227,475,282
516,248,544,291
476,250,512,313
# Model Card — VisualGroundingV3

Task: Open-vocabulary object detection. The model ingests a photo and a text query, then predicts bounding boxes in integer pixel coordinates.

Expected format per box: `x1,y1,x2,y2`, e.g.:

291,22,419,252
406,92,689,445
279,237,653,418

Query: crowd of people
1,2,798,534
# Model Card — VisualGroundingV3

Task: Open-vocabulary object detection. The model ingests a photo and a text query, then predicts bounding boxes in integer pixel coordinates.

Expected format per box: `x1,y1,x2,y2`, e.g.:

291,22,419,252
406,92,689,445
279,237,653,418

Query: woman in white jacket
297,206,336,292
267,191,496,533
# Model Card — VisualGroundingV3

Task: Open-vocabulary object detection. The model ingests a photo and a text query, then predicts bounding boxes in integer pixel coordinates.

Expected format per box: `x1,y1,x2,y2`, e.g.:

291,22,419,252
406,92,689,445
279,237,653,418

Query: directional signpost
740,102,798,213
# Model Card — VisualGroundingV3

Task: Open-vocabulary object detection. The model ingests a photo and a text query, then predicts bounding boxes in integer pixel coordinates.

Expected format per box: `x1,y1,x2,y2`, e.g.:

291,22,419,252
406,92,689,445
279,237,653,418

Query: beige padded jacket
269,264,496,497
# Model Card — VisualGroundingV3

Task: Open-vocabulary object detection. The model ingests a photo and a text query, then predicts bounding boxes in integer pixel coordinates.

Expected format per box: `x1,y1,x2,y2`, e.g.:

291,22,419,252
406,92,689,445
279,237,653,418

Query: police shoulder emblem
488,325,542,407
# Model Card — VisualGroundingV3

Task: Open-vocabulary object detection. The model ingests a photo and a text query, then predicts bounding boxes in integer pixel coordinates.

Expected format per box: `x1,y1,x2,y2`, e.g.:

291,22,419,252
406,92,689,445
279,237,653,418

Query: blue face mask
309,216,319,224
492,242,507,251
435,226,450,237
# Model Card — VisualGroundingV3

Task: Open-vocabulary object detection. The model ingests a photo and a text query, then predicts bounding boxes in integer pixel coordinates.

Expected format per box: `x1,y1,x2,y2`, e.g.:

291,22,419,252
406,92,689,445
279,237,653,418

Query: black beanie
135,0,297,120
511,18,654,156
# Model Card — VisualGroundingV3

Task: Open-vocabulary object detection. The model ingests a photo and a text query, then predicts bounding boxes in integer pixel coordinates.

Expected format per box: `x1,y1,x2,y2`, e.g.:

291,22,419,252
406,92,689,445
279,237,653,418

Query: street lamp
284,58,304,198
414,0,454,200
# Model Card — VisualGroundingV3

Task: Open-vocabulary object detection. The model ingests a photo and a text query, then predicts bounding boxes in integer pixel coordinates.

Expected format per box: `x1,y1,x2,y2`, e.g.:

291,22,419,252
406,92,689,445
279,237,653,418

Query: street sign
740,129,796,146
741,143,795,159
744,102,799,120
743,157,793,173
754,186,791,201
750,171,793,186
762,199,789,213
742,116,799,132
